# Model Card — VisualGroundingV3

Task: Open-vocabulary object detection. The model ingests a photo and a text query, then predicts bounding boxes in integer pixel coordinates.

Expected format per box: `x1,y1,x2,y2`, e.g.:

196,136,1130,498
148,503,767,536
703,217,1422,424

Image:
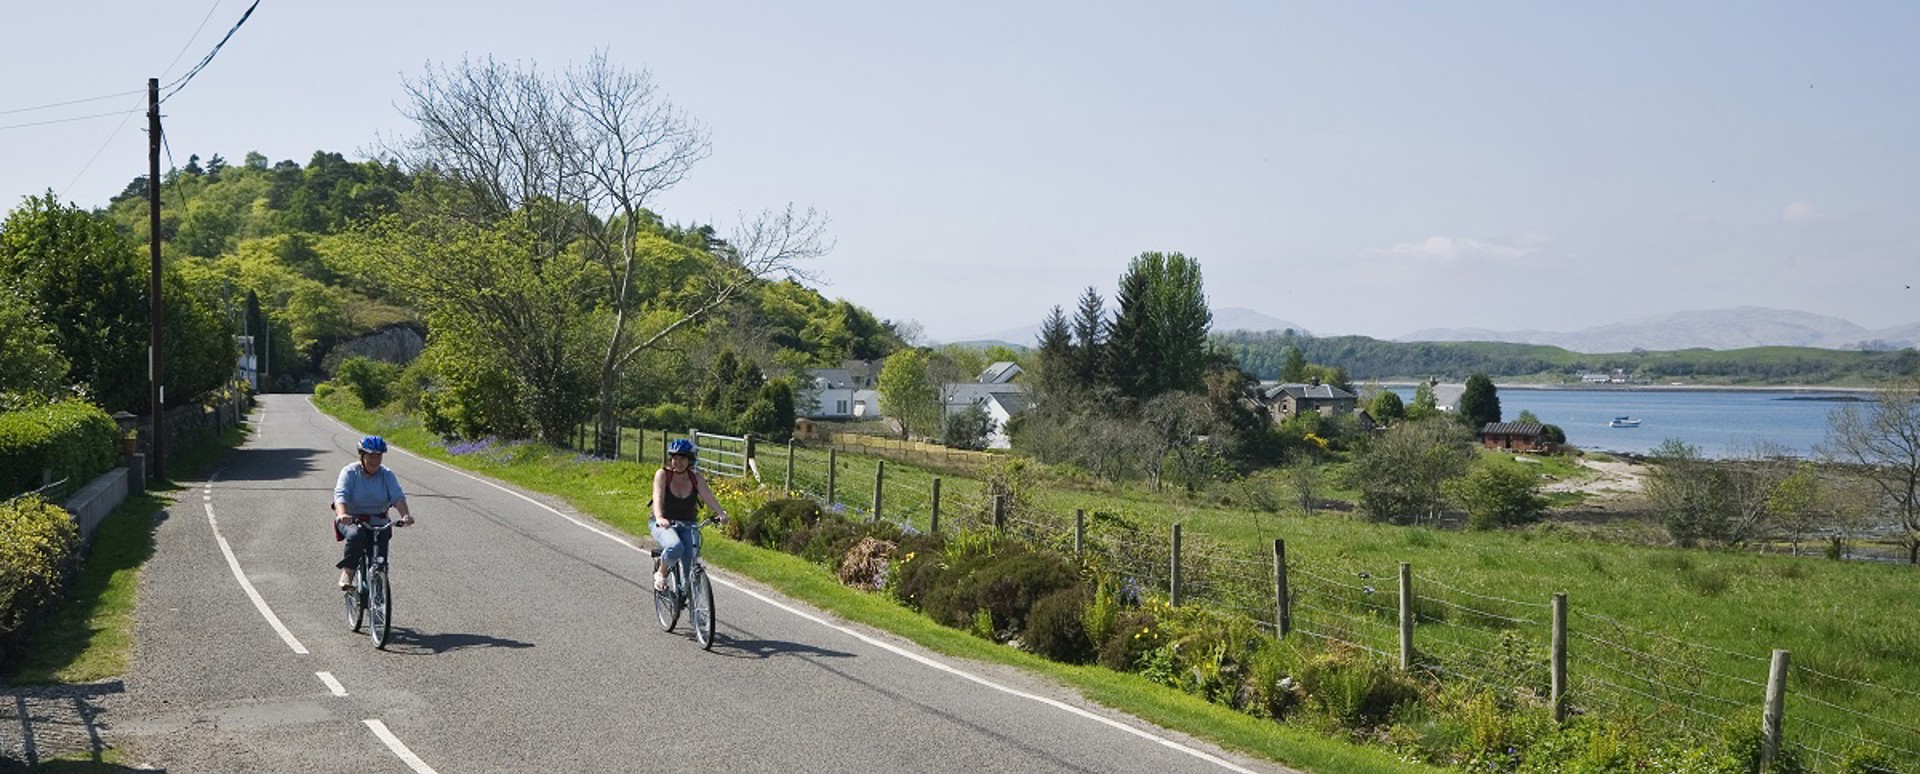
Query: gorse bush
733,498,823,550
1023,588,1095,663
0,399,119,499
915,542,1082,640
0,494,80,662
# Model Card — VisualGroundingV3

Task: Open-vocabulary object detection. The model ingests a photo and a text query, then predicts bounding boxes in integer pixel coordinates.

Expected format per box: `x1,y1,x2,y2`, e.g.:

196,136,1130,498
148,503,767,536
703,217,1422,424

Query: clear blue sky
4,1,1916,343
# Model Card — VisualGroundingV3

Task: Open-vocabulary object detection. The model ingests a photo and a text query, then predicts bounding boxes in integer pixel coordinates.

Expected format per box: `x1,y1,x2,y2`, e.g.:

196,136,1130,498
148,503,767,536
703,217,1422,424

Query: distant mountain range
947,305,1919,353
1398,307,1920,353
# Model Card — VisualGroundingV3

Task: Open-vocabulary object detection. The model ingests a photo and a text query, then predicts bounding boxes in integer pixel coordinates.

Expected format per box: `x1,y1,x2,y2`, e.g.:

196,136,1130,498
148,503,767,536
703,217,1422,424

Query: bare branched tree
388,53,827,451
1821,379,1920,563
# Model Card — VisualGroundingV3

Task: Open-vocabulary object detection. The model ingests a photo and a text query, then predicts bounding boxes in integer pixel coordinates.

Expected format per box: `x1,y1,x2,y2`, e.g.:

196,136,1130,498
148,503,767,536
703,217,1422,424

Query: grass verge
318,394,1436,773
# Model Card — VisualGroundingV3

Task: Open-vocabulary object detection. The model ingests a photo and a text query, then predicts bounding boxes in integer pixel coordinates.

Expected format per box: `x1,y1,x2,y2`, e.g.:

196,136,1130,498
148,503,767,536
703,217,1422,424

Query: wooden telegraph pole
147,78,166,481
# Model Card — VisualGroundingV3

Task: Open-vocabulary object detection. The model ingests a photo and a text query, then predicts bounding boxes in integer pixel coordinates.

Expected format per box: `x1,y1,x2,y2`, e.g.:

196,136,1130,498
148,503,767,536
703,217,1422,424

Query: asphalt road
105,395,1296,773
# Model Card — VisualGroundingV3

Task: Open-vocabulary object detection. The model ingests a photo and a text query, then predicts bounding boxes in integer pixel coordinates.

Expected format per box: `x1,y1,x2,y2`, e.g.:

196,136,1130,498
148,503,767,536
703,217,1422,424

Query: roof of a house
1479,421,1547,437
1263,383,1357,401
806,368,856,389
944,382,1029,412
978,361,1022,384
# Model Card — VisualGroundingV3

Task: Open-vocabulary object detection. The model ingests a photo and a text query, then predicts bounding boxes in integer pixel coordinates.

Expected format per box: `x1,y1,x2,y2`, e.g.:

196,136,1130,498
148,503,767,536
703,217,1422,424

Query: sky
3,1,1916,344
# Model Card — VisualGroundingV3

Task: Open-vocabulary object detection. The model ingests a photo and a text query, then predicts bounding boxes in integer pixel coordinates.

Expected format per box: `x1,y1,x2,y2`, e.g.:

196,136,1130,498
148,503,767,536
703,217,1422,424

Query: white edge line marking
205,502,309,655
316,671,347,696
364,719,439,774
327,414,1256,773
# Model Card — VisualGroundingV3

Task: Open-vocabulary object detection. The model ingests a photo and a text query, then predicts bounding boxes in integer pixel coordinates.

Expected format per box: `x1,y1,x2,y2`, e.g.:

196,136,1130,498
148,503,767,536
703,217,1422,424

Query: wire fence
582,430,1917,773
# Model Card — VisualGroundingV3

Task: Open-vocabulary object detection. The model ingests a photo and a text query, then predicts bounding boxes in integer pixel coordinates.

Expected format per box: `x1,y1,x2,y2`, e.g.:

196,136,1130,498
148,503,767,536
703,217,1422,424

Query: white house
800,360,883,420
936,362,1032,449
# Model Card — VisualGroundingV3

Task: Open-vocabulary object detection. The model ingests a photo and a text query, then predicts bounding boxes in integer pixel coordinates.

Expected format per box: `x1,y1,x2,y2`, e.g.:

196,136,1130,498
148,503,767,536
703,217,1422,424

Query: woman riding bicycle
652,439,727,591
333,435,414,589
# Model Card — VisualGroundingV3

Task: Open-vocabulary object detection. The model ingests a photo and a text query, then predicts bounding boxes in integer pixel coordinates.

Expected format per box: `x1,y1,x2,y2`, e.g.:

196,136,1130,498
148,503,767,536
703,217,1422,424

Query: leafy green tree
1448,460,1547,529
333,214,594,443
1646,440,1726,547
1,193,231,412
0,286,69,409
1345,418,1476,524
1406,381,1441,422
1459,372,1501,429
877,349,941,440
943,402,995,451
1368,390,1406,424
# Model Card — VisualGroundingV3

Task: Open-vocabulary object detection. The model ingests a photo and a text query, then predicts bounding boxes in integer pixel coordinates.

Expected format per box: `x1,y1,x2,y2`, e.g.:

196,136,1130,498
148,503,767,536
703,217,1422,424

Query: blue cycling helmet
666,438,697,458
358,435,389,454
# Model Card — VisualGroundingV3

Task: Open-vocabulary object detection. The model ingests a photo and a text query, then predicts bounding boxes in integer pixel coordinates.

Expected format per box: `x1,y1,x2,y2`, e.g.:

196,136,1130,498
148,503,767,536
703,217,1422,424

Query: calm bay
1388,386,1867,459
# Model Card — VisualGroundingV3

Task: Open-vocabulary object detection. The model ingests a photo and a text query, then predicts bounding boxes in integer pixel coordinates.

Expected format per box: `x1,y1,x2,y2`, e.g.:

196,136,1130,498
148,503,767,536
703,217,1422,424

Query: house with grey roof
1263,380,1358,422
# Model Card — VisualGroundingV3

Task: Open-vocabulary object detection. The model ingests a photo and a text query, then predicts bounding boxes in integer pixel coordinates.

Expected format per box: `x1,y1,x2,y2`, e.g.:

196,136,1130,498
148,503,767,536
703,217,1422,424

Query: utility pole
147,77,166,481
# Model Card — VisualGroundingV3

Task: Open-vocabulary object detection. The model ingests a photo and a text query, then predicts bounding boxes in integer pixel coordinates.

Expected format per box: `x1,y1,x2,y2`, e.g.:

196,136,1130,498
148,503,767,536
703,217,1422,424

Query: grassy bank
321,393,1920,771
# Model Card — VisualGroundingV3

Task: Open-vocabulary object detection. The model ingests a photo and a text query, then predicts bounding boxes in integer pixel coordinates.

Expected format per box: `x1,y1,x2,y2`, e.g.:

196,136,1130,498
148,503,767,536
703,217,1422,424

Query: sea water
1387,387,1865,459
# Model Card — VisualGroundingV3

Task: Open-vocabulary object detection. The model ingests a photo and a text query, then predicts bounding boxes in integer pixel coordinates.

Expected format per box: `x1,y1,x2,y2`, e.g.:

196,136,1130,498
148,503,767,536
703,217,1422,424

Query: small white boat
1609,416,1641,428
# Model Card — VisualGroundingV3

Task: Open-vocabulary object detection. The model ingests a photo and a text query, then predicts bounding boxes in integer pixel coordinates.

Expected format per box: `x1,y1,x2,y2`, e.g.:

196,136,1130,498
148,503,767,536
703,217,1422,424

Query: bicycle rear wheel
653,566,681,632
343,569,365,632
368,567,392,648
689,565,715,650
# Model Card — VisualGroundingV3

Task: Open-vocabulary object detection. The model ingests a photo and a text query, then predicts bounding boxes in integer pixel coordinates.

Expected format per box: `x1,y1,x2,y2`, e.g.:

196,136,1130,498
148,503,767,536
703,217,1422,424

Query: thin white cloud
1361,234,1547,267
1781,201,1830,225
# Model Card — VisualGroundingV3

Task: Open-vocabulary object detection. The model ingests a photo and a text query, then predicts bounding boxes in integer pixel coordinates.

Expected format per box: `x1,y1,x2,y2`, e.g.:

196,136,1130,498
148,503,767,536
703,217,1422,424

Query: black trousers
337,521,392,570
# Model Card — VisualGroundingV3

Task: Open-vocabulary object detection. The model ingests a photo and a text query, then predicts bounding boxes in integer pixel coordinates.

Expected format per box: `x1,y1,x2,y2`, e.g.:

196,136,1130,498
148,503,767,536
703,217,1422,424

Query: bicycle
651,517,718,650
341,519,404,648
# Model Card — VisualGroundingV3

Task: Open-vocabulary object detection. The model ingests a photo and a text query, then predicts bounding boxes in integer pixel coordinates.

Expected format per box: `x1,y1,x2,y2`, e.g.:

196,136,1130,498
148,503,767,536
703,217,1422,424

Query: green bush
0,399,119,498
889,533,952,610
733,498,824,550
334,356,401,408
1097,608,1165,672
917,542,1082,640
313,382,335,400
0,494,80,661
1024,588,1095,663
1295,649,1420,729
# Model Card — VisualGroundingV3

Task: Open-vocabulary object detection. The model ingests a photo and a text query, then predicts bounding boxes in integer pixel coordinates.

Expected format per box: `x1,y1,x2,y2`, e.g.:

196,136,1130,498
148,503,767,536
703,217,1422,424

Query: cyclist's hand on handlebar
397,514,415,527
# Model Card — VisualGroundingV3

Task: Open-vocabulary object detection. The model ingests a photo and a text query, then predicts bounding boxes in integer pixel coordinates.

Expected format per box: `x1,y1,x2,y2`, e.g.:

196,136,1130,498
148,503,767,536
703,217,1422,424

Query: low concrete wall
61,466,131,545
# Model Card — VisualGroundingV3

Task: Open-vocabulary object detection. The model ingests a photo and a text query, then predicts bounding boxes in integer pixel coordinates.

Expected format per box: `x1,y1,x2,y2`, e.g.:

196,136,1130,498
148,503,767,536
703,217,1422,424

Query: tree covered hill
1217,329,1920,385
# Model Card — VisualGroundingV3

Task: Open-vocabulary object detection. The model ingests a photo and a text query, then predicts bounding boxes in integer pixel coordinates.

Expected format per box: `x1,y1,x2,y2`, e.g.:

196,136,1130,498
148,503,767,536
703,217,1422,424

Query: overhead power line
161,0,260,103
0,90,145,117
0,108,141,132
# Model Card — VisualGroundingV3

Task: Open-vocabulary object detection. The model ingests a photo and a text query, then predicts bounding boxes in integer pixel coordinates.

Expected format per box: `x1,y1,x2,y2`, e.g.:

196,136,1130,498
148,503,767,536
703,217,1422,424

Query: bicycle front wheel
653,567,681,633
689,565,715,650
343,571,365,632
367,567,392,648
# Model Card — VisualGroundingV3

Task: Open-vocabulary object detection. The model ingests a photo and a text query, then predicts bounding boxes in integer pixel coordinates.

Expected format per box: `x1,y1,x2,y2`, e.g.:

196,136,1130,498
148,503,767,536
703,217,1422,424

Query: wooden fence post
827,447,838,505
993,494,1006,532
785,438,795,491
1552,592,1568,723
930,477,942,533
1074,508,1085,559
1274,538,1291,637
661,433,670,467
1170,523,1183,606
1762,649,1791,773
1398,562,1414,670
871,460,885,523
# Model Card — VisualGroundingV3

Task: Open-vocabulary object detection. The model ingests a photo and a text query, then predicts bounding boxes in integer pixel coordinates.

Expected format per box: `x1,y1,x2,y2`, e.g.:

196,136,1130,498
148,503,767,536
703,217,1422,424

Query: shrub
1097,608,1165,672
889,533,952,609
917,543,1081,639
1295,649,1419,729
333,356,401,408
313,382,335,400
0,494,80,661
1024,588,1095,663
735,498,823,550
835,536,897,591
0,399,119,498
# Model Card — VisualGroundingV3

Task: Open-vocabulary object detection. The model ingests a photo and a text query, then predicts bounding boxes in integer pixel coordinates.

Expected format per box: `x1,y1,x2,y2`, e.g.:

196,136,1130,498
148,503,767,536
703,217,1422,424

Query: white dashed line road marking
316,671,348,696
365,719,439,773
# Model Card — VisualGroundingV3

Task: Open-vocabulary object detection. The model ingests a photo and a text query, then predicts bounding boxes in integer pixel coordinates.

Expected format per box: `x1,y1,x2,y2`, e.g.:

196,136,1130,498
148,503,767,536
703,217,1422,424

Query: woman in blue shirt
333,436,414,588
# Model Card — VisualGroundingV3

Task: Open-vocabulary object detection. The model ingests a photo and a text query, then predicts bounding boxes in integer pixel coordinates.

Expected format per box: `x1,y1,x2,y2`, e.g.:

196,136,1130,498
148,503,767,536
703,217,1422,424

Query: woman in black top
651,440,728,591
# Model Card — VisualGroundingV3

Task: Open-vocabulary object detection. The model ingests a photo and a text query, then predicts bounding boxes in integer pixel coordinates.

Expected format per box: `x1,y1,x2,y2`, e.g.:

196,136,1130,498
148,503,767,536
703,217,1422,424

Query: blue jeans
650,521,699,584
